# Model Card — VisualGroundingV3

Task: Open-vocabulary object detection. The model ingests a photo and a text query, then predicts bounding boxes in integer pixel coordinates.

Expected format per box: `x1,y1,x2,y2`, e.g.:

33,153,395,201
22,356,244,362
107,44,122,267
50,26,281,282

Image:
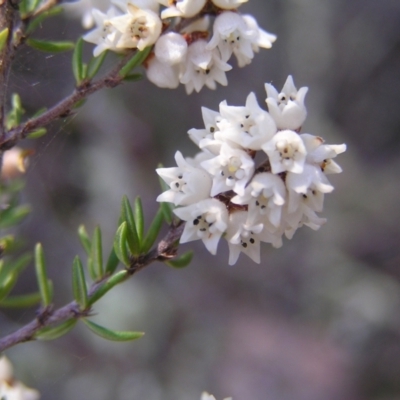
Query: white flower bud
211,0,248,10
155,32,188,65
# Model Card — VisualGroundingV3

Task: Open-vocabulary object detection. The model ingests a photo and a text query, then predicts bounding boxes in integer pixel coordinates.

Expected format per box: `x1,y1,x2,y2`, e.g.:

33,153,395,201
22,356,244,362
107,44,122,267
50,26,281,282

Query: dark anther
249,238,255,244
193,219,199,225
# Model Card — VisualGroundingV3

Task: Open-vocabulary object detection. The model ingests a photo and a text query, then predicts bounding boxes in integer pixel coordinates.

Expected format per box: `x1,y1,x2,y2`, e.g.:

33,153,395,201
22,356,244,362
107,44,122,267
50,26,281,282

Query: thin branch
0,221,185,353
0,51,135,151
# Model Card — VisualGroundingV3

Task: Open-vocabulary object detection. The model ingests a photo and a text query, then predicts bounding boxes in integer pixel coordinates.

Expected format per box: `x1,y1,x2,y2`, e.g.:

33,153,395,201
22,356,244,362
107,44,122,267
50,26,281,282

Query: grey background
2,0,400,399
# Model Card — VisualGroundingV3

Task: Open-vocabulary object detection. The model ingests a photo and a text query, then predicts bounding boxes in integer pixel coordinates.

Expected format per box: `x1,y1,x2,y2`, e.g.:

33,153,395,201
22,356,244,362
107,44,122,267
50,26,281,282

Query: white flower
265,75,308,131
215,92,276,150
0,381,40,400
156,151,212,205
83,7,122,56
111,4,162,50
242,14,276,53
232,172,286,227
211,0,247,9
201,392,232,400
226,211,263,265
201,143,255,196
0,356,13,382
207,12,276,67
154,32,188,65
262,130,307,174
301,133,346,174
158,0,207,18
113,0,160,13
180,40,232,94
174,199,228,255
146,56,180,88
188,107,223,154
286,164,334,213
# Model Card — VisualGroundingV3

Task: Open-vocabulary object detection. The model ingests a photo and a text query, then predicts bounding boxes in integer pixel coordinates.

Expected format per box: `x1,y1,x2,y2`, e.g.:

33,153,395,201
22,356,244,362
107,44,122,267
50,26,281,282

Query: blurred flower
1,148,32,180
201,392,232,400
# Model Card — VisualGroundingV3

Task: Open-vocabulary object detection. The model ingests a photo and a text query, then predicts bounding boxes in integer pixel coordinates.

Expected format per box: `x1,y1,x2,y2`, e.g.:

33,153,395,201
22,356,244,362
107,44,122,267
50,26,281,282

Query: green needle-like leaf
26,127,47,139
119,46,152,78
26,7,63,34
105,248,119,275
86,50,108,79
0,253,32,283
113,222,131,266
35,319,77,340
123,73,143,82
91,227,103,280
121,196,140,256
27,38,75,53
78,225,91,255
88,270,128,305
82,319,144,342
0,273,18,303
0,28,9,53
72,256,88,309
166,251,193,268
0,205,31,229
141,207,164,254
34,243,52,307
0,292,41,308
72,38,84,84
134,197,144,245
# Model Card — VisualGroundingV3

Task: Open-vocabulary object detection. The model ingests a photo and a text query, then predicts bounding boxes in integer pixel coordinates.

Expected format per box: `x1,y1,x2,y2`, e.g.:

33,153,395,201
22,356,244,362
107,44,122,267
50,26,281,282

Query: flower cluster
83,0,276,93
156,76,346,265
0,356,40,400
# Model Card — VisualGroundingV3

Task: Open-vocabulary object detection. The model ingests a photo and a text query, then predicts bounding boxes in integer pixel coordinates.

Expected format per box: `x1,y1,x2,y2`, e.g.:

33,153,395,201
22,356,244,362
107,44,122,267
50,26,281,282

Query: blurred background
1,0,400,399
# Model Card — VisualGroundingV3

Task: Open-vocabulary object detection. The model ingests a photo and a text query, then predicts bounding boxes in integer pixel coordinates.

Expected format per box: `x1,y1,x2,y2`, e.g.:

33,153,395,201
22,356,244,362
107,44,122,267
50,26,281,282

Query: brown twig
0,221,185,353
0,51,137,151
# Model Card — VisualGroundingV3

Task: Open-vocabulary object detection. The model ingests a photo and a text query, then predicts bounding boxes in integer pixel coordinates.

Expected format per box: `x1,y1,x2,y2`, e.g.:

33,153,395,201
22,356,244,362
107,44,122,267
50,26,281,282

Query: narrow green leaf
0,292,41,308
134,197,144,245
73,99,86,108
34,243,52,306
160,202,173,225
0,28,9,52
123,73,143,82
72,256,88,309
26,7,63,34
166,251,193,268
119,46,152,78
105,248,119,275
113,222,131,266
141,207,164,254
26,127,47,139
0,235,15,253
91,227,103,280
121,196,140,256
86,50,108,80
72,38,84,84
82,319,144,342
0,273,18,303
0,205,31,229
77,225,91,255
6,93,25,130
88,270,128,305
27,38,75,53
35,319,77,340
0,253,32,283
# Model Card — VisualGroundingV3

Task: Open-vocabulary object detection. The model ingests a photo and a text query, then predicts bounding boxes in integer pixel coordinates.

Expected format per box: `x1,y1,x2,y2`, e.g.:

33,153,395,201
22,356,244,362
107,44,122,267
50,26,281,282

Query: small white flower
232,172,286,227
146,56,180,88
262,130,307,174
201,143,255,196
265,75,308,131
111,4,162,50
242,14,276,53
159,0,207,18
156,151,212,205
113,0,160,13
286,164,334,213
180,40,232,94
154,32,188,65
0,381,40,400
83,7,122,56
174,199,229,255
211,0,247,9
215,92,276,150
188,107,223,154
301,133,346,174
226,211,263,265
